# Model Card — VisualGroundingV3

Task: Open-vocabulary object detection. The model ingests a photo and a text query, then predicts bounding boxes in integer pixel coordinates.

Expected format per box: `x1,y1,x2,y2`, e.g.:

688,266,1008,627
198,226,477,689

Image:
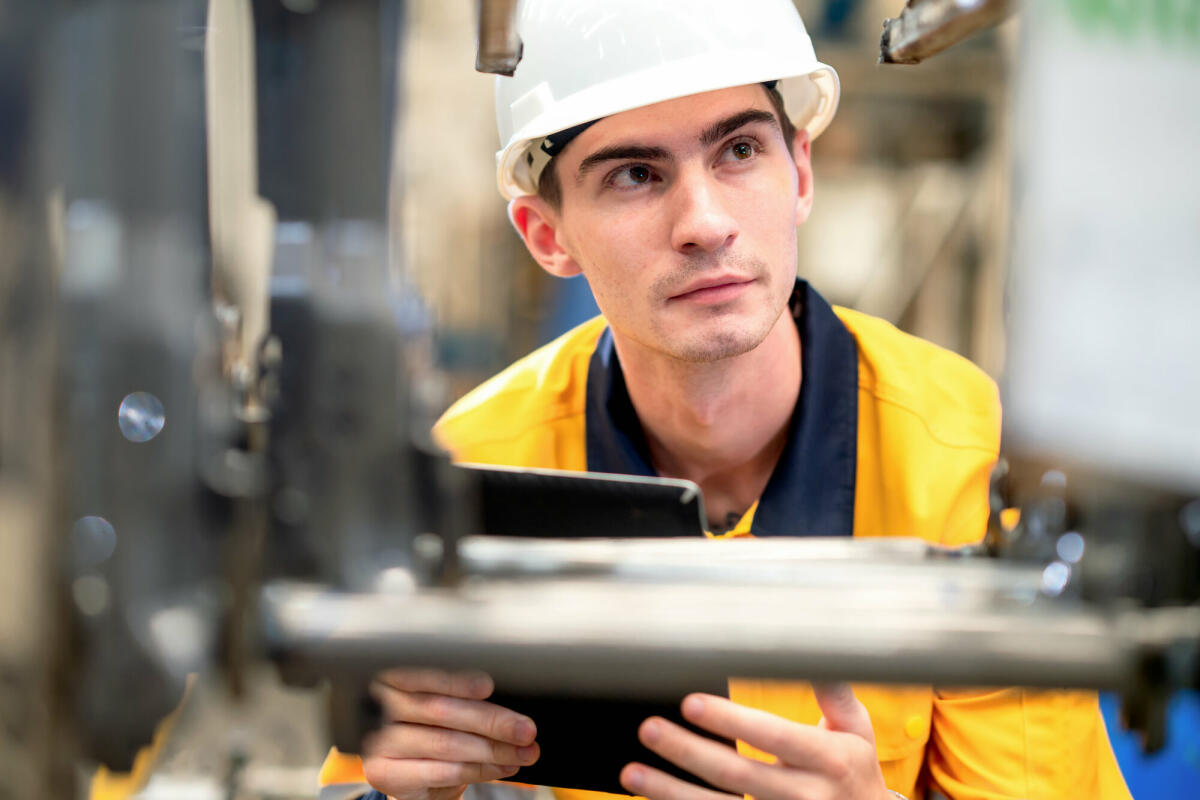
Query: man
321,1,1131,798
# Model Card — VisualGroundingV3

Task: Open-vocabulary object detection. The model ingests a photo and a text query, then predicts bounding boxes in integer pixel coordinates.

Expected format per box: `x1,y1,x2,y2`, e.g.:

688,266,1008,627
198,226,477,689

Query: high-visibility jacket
322,281,1131,800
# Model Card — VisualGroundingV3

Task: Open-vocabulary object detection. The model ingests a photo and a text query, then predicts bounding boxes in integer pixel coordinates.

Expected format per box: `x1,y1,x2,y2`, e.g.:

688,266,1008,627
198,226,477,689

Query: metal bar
881,0,1015,65
456,535,1009,585
261,577,1200,698
476,0,522,76
51,0,217,773
206,0,276,387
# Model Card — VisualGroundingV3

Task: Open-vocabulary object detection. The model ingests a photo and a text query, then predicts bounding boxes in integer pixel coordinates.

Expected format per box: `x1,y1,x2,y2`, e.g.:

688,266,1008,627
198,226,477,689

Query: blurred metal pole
475,0,522,76
261,570,1200,698
881,0,1014,65
253,0,433,601
0,3,74,795
251,0,391,223
206,0,276,395
45,0,222,775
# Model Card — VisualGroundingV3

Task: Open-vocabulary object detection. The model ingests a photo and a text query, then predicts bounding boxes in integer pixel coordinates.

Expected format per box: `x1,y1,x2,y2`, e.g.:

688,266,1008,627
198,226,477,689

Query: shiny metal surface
262,574,1200,698
881,0,1014,65
262,537,1200,699
475,0,522,76
205,0,276,389
457,536,1031,596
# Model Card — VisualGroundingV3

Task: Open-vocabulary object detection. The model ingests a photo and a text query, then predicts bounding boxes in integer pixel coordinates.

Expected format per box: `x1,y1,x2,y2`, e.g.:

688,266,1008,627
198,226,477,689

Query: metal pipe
881,0,1014,65
476,0,522,76
261,574,1200,698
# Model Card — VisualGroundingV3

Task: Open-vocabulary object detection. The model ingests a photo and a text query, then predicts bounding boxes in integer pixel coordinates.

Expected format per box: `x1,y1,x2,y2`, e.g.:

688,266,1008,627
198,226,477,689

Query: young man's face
518,84,814,364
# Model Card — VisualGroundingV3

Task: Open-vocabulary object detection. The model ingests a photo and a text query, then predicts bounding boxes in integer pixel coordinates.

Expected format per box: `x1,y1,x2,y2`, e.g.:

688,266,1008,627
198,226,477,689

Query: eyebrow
699,109,779,147
575,109,780,183
577,145,671,181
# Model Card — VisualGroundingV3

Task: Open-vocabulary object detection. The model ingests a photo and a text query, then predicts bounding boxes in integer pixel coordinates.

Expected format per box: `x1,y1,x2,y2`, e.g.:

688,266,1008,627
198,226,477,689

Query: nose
668,168,738,254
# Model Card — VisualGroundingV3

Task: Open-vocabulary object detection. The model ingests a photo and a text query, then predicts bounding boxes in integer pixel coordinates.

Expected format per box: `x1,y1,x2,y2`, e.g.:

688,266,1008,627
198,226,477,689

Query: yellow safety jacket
319,280,1131,799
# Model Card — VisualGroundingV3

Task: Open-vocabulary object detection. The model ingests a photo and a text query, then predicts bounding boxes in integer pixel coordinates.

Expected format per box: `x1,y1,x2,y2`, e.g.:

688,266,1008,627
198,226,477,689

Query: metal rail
262,580,1200,697
262,538,1200,698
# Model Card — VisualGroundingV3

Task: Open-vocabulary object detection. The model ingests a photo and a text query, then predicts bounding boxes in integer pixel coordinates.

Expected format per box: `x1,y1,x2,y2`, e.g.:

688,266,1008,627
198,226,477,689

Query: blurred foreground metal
265,537,1200,699
475,0,522,76
881,0,1014,64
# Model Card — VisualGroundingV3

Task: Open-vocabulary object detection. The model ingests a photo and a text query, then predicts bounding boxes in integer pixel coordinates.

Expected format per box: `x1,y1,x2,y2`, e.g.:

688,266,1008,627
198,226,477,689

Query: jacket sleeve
927,686,1131,799
317,747,371,800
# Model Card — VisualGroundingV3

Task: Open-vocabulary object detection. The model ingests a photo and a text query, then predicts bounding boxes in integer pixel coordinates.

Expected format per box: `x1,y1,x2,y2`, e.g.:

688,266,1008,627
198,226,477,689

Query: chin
666,327,766,363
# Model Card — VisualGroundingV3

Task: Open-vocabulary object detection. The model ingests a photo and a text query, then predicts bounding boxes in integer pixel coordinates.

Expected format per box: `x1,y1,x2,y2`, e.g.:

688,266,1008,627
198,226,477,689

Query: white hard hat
494,0,841,200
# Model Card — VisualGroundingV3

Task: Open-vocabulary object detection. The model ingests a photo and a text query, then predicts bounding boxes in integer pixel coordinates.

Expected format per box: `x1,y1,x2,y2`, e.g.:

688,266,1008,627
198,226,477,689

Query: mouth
669,276,755,304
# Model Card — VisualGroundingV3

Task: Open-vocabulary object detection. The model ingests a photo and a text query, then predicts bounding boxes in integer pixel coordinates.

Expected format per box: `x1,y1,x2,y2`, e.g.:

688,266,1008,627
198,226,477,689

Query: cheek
573,219,652,294
741,189,797,250
728,164,795,225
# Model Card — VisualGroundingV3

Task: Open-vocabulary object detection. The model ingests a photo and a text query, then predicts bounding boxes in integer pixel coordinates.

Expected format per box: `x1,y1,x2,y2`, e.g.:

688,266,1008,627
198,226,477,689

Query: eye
607,164,657,189
719,138,761,165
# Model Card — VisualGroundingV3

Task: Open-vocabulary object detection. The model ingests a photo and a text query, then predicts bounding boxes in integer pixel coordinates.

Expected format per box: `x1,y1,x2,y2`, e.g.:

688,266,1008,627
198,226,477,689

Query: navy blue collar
585,279,858,536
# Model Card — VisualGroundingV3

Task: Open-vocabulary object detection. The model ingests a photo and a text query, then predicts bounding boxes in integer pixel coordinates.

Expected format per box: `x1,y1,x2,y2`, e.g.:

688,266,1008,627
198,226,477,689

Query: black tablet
490,686,732,795
469,465,725,793
471,464,707,540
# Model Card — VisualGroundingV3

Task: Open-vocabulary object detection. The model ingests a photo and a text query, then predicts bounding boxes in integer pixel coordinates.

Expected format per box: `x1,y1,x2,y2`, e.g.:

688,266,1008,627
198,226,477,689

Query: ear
508,195,583,278
791,128,814,227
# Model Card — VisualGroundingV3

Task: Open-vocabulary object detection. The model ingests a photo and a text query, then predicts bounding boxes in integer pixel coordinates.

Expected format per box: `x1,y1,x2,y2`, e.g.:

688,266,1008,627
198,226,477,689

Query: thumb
813,682,875,744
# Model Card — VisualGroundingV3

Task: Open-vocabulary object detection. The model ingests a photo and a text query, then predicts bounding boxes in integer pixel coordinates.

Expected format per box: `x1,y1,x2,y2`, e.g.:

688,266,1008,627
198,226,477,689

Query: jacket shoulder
834,306,1000,453
432,316,606,462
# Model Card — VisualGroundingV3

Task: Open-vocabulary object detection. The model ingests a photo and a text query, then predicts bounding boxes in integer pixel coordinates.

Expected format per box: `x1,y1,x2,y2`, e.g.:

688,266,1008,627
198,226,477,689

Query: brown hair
536,83,796,209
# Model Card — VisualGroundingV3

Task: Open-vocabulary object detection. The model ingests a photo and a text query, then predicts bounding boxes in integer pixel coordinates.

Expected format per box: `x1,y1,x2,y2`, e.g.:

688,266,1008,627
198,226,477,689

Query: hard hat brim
496,59,840,200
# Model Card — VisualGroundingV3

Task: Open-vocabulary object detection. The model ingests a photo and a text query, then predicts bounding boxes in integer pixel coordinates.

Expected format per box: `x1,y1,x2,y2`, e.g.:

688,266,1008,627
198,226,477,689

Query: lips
669,275,754,302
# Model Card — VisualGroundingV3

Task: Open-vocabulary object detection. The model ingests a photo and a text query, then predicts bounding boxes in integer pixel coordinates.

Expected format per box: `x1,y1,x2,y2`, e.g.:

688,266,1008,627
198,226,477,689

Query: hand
619,682,891,800
362,668,540,800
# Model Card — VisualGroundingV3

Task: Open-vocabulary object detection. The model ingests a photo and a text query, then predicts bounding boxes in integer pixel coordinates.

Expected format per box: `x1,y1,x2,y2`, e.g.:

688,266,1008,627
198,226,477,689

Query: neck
613,310,802,529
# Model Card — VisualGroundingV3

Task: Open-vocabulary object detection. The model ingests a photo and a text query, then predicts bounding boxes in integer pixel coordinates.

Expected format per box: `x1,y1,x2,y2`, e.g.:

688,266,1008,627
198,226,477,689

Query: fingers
361,749,521,794
619,762,739,800
376,668,495,700
634,717,819,800
363,669,538,800
371,681,537,747
636,697,889,800
366,722,540,767
677,694,838,770
812,682,875,743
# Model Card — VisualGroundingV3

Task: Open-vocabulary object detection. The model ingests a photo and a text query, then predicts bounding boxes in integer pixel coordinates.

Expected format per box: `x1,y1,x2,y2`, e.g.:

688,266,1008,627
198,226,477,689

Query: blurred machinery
1,0,1198,797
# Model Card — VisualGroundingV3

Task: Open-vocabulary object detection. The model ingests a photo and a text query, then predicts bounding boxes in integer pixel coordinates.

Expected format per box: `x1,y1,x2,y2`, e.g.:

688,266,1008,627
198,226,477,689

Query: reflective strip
316,780,539,800
317,781,370,800
466,784,540,800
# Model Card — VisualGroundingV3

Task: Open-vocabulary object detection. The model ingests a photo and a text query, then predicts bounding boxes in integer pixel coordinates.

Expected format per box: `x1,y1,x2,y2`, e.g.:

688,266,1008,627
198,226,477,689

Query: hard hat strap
525,119,598,190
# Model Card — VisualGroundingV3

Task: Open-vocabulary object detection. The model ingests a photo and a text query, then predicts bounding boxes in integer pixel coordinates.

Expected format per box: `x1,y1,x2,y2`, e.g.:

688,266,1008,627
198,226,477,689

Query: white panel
1005,1,1200,491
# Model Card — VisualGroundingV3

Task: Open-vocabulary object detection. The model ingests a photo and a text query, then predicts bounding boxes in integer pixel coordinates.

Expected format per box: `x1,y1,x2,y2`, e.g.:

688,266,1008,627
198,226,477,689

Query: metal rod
881,0,1014,65
261,577,1200,698
476,0,522,76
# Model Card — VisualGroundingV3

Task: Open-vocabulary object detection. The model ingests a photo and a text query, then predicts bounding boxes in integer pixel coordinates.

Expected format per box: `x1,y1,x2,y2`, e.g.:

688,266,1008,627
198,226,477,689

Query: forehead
565,84,776,159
